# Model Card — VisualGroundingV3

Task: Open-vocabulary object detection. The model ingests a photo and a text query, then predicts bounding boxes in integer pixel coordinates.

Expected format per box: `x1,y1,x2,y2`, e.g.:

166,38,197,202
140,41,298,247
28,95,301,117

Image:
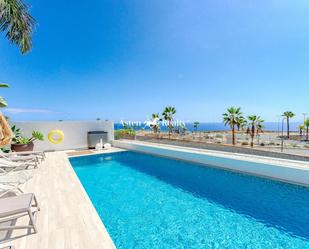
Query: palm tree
298,124,305,137
222,107,242,145
0,0,36,54
150,113,160,134
0,83,9,107
256,118,265,136
304,118,309,141
247,115,264,147
193,121,200,132
179,123,187,135
162,106,176,139
256,117,265,144
122,121,128,129
282,111,295,139
235,115,247,131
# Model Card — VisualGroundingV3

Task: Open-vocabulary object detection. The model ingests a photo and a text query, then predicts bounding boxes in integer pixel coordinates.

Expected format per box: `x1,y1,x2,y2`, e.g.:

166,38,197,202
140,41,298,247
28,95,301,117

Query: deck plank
1,150,120,249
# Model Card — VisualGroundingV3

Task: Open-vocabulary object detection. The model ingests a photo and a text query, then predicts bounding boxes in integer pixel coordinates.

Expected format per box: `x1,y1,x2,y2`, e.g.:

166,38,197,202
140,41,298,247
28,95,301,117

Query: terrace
0,140,309,248
1,149,123,248
0,118,308,249
1,1,309,246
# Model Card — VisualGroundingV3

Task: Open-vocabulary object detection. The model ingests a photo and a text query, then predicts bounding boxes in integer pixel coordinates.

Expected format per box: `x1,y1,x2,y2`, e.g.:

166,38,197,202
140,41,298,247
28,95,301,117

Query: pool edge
113,140,309,187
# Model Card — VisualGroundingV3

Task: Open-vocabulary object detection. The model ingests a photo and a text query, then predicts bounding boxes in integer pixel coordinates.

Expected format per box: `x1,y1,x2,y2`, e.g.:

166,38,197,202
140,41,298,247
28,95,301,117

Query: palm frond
0,83,9,87
0,96,8,107
283,111,295,118
0,0,36,53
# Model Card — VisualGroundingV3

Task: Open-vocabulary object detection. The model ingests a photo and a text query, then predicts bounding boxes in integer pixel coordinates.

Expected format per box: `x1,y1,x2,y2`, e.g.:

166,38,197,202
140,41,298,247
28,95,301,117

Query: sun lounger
0,183,24,198
0,159,37,174
8,151,45,160
0,152,45,170
0,150,41,164
0,172,32,183
0,193,39,233
0,171,33,198
0,152,40,164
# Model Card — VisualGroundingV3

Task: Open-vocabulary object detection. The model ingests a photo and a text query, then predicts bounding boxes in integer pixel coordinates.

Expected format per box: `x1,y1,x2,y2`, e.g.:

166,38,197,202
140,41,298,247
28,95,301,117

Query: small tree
222,107,242,145
304,119,309,141
235,115,246,131
180,123,187,135
298,124,305,136
193,121,200,132
247,115,264,147
282,111,295,139
256,117,265,144
122,122,128,129
162,106,176,139
150,113,160,134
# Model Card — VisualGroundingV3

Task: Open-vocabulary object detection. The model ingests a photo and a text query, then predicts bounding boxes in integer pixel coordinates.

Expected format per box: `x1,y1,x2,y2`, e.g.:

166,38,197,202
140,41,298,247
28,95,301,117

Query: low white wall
12,120,114,151
113,140,309,187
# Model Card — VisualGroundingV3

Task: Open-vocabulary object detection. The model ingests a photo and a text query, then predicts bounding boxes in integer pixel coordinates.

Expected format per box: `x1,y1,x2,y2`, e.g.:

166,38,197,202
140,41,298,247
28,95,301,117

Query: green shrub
11,126,44,145
16,137,31,144
114,128,136,140
31,131,44,141
11,125,22,143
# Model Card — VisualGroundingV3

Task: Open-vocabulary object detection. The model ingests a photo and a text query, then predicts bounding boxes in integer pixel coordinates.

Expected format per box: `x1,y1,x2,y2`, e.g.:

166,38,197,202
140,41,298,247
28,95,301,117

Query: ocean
114,122,302,132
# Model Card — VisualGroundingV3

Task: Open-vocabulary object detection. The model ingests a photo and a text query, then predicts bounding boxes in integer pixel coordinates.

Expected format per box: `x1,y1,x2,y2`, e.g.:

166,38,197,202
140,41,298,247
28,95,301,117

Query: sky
1,0,309,122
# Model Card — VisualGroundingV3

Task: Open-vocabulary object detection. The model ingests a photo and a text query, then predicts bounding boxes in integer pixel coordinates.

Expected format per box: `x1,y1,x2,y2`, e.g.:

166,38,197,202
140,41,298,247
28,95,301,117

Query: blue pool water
70,151,309,249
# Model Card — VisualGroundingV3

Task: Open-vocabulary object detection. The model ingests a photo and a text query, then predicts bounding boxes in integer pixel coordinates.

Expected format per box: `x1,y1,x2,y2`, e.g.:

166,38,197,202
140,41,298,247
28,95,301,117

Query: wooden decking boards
1,150,121,249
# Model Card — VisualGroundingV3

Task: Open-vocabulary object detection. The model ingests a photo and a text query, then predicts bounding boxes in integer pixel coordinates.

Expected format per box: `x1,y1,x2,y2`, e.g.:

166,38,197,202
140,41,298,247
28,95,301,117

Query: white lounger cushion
0,193,34,218
0,159,21,167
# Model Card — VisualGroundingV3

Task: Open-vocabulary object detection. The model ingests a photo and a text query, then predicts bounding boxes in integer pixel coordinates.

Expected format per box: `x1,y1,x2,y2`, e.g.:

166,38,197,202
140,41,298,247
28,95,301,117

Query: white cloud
5,108,54,114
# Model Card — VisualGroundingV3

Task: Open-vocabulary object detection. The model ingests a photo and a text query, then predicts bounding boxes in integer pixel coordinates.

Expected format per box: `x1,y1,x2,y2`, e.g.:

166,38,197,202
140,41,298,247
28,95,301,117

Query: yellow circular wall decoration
48,130,64,144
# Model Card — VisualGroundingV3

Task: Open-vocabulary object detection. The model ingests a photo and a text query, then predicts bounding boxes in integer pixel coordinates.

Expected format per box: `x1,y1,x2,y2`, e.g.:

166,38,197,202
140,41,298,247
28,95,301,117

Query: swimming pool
70,151,309,249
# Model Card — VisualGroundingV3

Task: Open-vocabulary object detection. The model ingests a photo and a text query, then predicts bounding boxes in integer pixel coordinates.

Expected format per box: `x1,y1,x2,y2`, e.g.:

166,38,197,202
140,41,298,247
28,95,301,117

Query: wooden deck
1,149,123,249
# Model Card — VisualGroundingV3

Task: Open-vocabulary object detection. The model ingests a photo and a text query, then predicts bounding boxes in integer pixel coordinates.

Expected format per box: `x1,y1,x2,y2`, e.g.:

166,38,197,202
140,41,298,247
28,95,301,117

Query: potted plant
11,126,44,152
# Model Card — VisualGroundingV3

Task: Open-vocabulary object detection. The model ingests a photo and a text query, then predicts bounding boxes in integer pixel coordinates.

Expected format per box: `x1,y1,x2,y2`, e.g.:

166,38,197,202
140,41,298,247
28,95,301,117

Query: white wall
12,120,114,151
113,140,309,187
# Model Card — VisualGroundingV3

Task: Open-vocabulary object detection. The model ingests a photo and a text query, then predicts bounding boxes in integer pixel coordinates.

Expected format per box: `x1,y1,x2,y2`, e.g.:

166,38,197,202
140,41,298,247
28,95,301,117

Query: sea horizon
115,121,302,132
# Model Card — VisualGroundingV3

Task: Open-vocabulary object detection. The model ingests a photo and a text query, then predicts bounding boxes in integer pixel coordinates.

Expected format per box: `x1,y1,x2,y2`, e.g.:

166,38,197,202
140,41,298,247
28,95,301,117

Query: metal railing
123,130,309,161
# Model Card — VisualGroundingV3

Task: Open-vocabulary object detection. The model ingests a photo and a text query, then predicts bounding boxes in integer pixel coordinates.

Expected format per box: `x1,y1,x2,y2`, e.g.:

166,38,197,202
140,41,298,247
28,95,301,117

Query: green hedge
114,128,136,140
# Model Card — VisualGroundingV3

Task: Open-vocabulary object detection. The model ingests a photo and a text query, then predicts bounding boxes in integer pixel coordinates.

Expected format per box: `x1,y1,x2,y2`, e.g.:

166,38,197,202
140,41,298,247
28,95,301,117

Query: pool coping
66,147,126,158
113,140,309,187
66,150,123,248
